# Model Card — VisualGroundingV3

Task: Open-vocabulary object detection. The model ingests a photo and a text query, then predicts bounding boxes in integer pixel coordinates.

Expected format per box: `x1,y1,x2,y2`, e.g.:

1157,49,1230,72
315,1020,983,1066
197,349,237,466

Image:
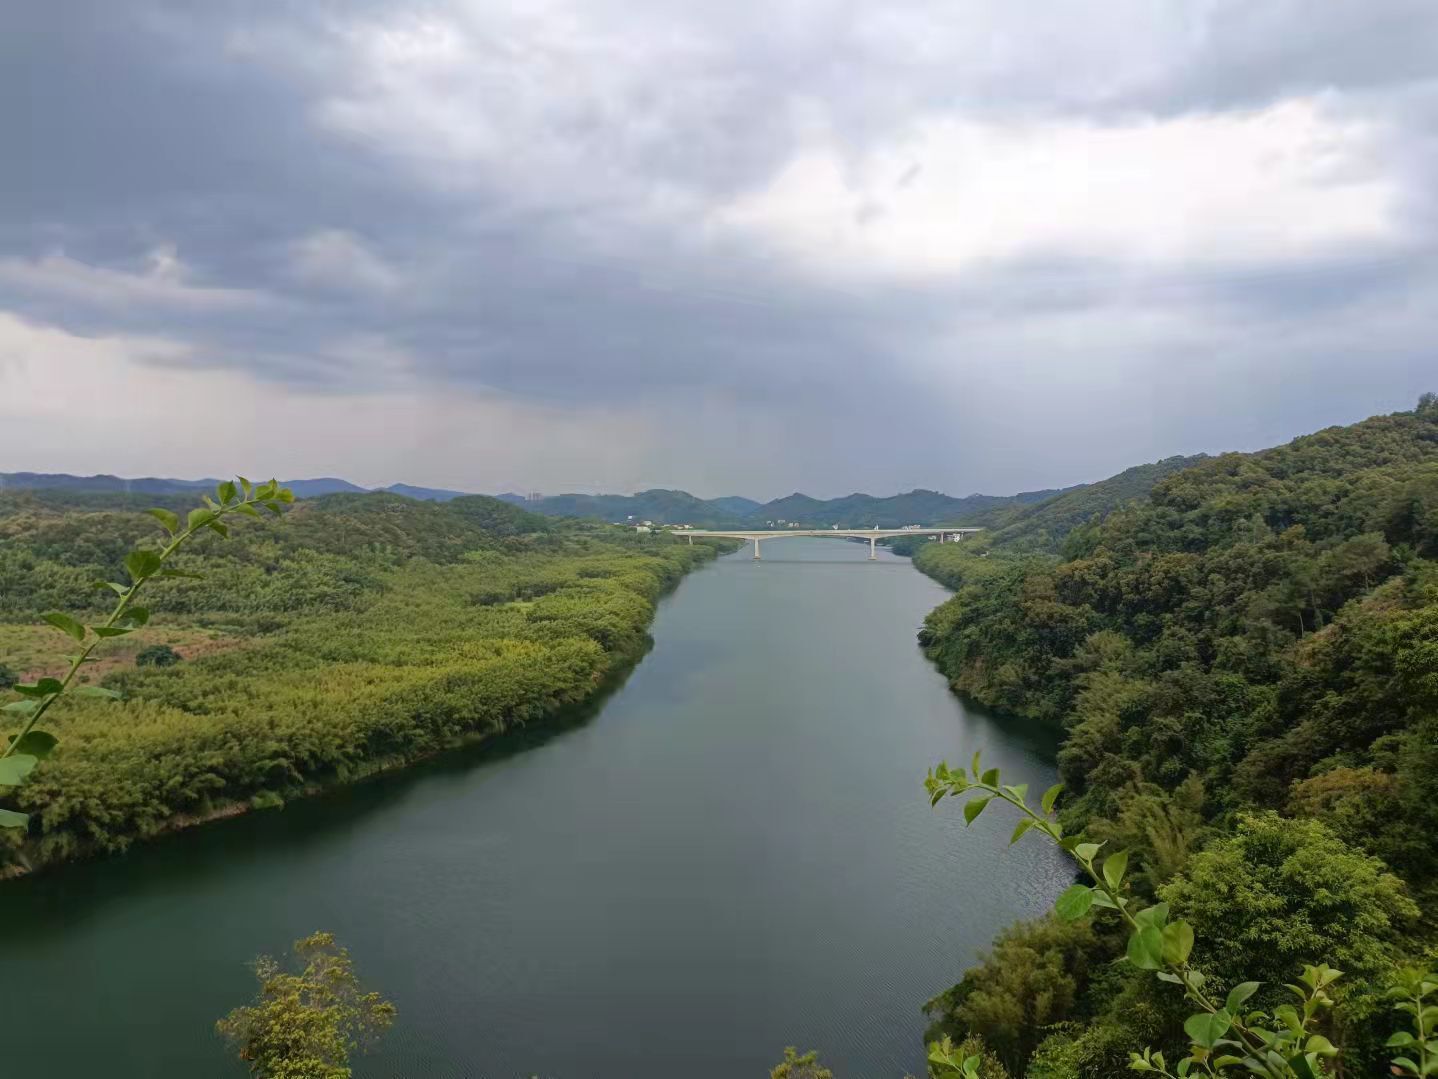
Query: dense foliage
915,398,1438,1074
0,488,727,870
923,760,1437,1079
217,931,396,1079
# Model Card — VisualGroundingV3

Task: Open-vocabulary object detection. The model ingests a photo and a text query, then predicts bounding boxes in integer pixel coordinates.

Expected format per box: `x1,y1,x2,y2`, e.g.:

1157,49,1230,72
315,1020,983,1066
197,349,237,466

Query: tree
1160,812,1418,1070
924,916,1096,1075
770,1047,833,1079
216,931,396,1079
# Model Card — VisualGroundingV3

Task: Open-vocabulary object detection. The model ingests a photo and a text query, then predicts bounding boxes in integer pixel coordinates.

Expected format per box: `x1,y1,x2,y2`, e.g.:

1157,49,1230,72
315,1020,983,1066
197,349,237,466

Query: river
1,537,1070,1078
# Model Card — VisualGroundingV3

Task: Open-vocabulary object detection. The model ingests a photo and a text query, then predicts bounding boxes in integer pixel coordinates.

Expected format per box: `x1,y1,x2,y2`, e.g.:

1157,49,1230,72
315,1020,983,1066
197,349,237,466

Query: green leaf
42,611,86,642
124,549,163,582
1156,971,1184,984
1183,1009,1232,1049
91,625,134,638
963,796,992,824
75,686,121,701
206,519,230,538
1055,884,1094,921
2,700,39,716
118,606,150,628
216,480,237,504
1162,920,1194,966
187,507,216,532
1304,1035,1336,1057
1103,850,1129,891
1089,891,1119,910
1286,1052,1318,1079
1127,926,1165,970
13,678,63,698
145,507,180,534
234,502,262,518
237,476,252,495
1074,841,1102,862
0,808,29,829
1134,903,1169,929
980,767,999,786
94,579,128,596
8,730,58,759
1010,818,1034,845
1041,782,1063,814
0,754,39,787
1226,982,1261,1013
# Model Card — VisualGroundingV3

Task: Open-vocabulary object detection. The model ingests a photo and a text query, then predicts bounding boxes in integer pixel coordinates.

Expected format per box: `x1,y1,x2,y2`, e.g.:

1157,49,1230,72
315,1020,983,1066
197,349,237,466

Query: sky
1,1,1434,500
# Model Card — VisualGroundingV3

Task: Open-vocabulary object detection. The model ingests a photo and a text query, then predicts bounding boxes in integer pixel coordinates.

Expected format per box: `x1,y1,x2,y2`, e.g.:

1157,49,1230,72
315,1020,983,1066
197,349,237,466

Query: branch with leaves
0,478,294,830
923,753,1438,1079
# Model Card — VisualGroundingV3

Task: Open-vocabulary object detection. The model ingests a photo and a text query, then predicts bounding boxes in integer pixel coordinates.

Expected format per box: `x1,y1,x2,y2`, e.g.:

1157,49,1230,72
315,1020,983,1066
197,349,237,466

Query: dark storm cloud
1,0,1435,496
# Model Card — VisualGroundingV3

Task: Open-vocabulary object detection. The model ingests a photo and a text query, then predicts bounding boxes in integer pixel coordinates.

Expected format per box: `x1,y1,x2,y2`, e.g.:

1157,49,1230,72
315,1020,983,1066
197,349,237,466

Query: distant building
635,525,652,533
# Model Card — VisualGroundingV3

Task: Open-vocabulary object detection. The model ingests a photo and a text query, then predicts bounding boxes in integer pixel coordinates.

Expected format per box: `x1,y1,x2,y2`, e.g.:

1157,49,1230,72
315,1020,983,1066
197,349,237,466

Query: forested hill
754,486,1072,528
959,453,1209,551
0,490,730,871
915,397,1438,1075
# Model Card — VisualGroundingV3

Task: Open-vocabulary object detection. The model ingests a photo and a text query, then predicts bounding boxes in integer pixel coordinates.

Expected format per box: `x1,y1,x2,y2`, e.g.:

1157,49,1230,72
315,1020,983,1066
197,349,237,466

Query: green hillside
520,488,744,526
0,490,729,870
959,454,1207,551
914,397,1438,1075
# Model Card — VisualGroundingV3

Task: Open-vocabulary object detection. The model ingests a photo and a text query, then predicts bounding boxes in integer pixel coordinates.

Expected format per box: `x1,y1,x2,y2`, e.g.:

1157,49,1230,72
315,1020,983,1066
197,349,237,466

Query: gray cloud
1,0,1435,498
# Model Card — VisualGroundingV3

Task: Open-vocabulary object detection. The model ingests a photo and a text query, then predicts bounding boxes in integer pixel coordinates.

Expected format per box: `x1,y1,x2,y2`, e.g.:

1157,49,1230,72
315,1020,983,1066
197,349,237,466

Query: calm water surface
2,538,1069,1078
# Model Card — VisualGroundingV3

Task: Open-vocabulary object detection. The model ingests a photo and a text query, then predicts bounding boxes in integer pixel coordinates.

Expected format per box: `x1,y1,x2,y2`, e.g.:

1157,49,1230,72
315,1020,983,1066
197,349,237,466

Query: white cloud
289,230,402,294
0,247,268,311
713,98,1399,279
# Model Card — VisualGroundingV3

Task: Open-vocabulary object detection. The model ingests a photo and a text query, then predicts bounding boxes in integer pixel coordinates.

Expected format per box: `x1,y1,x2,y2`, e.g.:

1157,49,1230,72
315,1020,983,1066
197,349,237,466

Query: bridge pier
869,536,877,560
753,537,762,560
687,534,693,545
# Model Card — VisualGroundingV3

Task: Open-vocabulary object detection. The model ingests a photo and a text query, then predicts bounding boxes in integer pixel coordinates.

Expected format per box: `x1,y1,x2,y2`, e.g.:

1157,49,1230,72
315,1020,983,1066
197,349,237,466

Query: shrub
135,643,181,668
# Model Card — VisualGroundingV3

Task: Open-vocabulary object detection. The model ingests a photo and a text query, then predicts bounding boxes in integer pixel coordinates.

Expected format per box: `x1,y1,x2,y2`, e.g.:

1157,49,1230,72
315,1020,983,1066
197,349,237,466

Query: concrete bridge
677,527,983,560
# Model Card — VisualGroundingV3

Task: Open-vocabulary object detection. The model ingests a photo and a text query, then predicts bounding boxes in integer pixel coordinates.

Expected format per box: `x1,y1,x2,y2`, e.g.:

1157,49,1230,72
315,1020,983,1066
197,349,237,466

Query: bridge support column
869,537,877,560
687,534,693,545
753,537,762,560
938,532,944,543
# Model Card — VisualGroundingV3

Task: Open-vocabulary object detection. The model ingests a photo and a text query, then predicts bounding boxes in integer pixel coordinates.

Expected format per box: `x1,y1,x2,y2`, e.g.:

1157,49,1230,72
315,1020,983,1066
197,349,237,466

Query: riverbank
0,491,736,874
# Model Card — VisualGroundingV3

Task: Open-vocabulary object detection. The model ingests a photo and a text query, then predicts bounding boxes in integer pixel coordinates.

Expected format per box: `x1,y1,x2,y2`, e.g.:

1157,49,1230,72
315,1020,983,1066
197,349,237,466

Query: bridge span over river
677,527,983,560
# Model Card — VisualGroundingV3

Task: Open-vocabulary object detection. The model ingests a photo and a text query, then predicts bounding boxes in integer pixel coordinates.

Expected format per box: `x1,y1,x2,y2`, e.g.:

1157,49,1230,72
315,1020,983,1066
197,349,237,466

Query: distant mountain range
0,469,1200,533
0,473,471,503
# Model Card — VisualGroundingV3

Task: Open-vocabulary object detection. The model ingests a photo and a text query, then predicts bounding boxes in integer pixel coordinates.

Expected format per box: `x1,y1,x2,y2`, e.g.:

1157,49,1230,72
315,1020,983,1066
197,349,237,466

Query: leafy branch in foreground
924,754,1435,1079
0,478,293,830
